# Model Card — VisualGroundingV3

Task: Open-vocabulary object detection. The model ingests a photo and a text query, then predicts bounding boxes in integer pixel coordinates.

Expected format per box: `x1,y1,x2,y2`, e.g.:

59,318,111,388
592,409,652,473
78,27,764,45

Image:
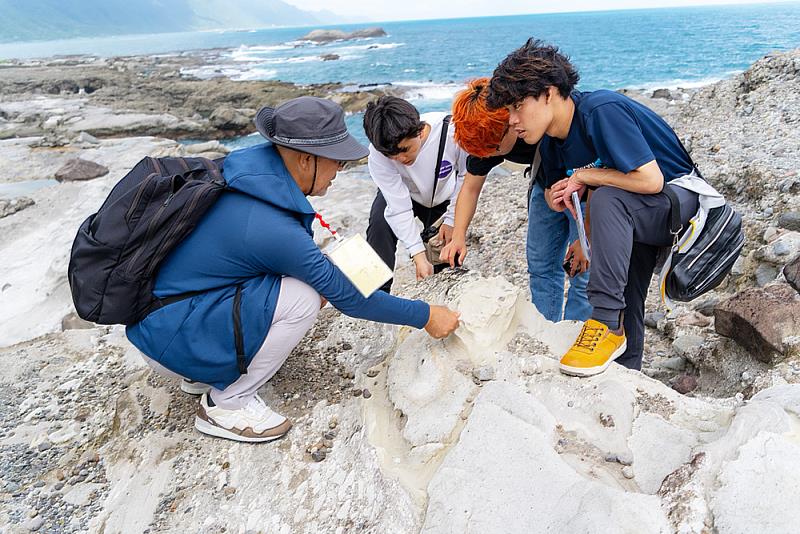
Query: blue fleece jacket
126,143,429,389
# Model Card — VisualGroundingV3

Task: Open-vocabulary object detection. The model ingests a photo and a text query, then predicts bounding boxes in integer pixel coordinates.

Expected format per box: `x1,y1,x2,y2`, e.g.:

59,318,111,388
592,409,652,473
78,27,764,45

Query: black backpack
67,156,227,325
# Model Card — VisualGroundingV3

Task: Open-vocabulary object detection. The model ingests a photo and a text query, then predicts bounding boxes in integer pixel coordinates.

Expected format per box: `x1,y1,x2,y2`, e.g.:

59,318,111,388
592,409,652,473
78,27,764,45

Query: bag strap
659,186,682,314
430,114,452,206
663,185,683,238
526,144,542,211
426,114,451,228
663,133,706,242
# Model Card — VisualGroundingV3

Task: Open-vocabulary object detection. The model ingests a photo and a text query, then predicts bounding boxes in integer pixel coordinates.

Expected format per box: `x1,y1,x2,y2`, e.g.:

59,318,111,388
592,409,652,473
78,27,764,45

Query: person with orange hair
442,77,591,323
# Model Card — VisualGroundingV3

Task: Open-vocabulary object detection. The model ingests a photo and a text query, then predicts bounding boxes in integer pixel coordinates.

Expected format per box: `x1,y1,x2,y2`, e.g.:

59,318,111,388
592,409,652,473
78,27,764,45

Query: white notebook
326,234,393,298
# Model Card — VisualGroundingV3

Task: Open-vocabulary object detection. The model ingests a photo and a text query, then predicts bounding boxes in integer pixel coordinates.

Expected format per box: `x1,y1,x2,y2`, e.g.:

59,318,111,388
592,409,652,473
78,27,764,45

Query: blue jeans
526,182,592,322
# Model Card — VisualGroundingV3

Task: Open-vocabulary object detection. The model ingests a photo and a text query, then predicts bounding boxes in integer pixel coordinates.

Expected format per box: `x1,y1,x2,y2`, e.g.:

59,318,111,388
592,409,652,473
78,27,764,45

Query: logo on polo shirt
438,160,453,179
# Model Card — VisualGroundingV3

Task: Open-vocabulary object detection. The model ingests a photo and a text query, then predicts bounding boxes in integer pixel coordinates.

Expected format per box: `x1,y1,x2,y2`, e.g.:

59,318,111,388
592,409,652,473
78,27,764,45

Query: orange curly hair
452,77,510,158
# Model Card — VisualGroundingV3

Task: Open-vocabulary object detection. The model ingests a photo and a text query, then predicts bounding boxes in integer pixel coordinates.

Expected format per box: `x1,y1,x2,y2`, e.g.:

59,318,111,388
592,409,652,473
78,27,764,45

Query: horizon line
354,0,799,25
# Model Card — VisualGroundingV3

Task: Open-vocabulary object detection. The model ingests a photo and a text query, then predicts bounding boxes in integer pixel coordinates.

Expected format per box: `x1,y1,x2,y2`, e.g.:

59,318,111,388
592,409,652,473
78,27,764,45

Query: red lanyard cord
315,213,341,241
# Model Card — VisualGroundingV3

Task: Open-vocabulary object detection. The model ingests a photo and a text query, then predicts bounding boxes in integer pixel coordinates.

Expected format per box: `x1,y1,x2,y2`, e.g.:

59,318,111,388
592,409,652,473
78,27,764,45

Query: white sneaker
194,393,291,443
180,379,212,396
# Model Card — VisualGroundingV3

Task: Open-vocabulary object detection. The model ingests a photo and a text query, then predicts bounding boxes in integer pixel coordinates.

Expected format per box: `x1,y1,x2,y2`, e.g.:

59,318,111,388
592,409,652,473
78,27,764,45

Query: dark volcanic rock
714,284,800,363
778,212,800,232
54,158,109,182
784,256,800,294
652,88,673,100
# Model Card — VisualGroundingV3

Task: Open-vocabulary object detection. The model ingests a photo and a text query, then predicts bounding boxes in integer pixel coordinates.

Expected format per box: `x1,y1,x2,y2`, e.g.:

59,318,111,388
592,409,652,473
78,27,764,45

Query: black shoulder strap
526,144,542,211
665,134,703,237
663,184,683,236
430,114,452,207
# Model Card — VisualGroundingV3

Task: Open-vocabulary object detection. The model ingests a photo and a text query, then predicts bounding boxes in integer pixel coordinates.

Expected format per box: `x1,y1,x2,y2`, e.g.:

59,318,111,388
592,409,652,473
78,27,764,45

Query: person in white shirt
363,96,467,293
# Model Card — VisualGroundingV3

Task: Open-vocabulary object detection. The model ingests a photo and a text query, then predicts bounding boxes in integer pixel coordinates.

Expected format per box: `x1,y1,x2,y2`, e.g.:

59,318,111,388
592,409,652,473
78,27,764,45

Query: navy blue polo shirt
539,90,694,188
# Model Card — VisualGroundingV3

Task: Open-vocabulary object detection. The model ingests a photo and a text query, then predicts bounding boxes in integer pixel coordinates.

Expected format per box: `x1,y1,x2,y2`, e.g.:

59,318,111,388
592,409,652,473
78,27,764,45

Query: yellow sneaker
559,319,627,377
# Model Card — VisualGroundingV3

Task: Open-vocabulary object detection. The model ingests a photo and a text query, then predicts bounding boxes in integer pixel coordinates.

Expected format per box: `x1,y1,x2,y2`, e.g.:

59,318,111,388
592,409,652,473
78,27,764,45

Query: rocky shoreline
0,49,799,533
0,50,401,143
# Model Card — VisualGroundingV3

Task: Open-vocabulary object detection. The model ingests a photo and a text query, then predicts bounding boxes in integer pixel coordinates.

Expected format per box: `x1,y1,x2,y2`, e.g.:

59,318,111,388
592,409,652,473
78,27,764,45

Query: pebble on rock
362,389,372,399
23,517,45,531
472,365,496,382
622,466,635,479
311,450,326,462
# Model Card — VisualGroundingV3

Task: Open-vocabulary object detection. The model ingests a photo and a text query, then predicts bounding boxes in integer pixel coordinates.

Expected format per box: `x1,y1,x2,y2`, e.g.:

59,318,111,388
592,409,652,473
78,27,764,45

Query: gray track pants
588,185,698,370
143,277,321,409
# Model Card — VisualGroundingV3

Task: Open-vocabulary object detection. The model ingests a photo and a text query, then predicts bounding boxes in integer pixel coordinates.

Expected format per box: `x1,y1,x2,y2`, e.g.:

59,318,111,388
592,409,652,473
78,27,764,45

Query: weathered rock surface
714,284,800,362
54,158,109,182
0,136,235,348
755,230,800,265
209,106,252,131
0,196,34,218
0,53,399,140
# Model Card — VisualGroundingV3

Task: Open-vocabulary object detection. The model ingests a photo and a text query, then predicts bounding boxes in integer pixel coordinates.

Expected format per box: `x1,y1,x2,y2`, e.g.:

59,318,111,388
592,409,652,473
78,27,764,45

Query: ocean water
1,3,798,146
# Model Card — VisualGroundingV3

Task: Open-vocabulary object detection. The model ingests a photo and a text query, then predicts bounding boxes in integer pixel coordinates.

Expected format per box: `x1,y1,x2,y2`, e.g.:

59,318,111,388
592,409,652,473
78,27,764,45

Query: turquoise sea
1,3,798,145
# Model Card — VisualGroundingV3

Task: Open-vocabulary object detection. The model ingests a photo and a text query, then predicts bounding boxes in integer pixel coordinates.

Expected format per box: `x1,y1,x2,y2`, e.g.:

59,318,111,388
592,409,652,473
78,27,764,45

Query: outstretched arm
440,172,486,267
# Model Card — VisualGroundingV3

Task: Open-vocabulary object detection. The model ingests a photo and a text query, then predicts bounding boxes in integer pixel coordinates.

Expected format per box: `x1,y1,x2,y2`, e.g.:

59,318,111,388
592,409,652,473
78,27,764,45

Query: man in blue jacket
127,97,460,443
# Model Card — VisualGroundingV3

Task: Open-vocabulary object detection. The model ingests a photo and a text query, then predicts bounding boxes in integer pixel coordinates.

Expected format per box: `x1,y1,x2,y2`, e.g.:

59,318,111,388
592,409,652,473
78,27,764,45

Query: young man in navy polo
488,39,700,376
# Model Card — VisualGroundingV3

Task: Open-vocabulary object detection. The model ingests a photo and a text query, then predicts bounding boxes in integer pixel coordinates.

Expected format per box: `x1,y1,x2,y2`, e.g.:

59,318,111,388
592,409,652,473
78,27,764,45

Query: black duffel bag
660,181,745,307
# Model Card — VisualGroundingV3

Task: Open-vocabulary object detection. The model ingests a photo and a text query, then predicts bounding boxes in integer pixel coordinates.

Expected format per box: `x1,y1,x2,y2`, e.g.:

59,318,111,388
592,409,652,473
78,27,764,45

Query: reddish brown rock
671,374,698,394
54,158,109,182
714,284,800,363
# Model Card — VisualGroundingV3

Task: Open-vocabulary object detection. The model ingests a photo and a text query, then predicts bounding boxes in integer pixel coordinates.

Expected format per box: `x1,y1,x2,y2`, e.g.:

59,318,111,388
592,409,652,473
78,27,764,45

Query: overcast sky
287,0,795,22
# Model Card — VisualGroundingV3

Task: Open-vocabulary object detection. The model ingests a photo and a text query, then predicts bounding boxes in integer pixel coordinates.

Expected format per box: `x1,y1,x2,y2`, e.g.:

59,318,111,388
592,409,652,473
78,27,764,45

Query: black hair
487,38,580,109
363,96,425,156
